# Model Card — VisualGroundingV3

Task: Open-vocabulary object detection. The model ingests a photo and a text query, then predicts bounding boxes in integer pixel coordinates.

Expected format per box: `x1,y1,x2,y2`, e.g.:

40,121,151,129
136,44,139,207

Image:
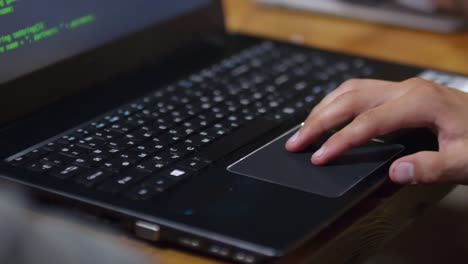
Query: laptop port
209,245,230,257
134,221,160,241
234,252,256,263
178,237,201,248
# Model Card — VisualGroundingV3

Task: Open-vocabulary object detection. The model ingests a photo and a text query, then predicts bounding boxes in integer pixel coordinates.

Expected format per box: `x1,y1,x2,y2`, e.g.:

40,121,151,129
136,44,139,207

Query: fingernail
287,131,300,145
393,162,415,184
313,146,326,159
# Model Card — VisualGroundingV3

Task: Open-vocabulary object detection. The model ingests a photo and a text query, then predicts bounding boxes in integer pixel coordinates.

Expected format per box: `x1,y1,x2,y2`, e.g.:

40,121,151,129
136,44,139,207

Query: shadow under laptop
366,185,468,264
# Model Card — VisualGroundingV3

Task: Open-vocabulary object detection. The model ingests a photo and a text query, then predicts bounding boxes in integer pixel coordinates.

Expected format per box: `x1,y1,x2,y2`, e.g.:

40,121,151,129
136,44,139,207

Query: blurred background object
0,187,151,264
256,0,466,32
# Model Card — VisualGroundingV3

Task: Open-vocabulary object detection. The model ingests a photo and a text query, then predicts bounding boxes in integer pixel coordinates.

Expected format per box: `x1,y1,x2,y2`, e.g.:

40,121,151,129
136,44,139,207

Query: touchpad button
227,127,404,197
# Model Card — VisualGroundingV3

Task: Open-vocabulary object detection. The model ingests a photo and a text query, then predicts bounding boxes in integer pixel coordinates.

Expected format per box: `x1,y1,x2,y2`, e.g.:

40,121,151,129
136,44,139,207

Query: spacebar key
198,118,280,161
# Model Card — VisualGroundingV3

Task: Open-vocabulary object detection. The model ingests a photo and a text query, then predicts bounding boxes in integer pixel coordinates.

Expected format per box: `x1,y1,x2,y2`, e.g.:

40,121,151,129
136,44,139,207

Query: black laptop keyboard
6,41,374,200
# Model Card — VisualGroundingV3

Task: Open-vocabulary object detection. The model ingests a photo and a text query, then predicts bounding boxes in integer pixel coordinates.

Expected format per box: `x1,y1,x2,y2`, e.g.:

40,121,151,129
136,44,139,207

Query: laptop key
9,156,30,166
58,133,81,144
98,169,150,194
29,148,50,159
178,157,211,172
100,158,133,172
94,129,124,141
58,144,89,157
108,123,133,134
117,149,149,162
76,136,106,149
141,140,165,153
115,137,140,150
71,157,92,168
75,169,114,187
155,151,184,164
142,176,177,193
131,129,155,141
25,161,56,173
87,121,107,131
137,159,169,173
50,164,87,179
197,118,279,161
133,145,156,154
102,146,121,156
123,133,146,144
156,133,183,146
9,148,49,166
126,185,156,200
43,141,68,152
88,149,108,163
168,142,197,157
75,127,94,137
41,152,72,166
160,167,193,182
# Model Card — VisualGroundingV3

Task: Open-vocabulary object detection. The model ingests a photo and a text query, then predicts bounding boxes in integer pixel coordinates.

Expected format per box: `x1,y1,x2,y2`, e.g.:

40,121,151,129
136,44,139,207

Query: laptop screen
0,0,212,84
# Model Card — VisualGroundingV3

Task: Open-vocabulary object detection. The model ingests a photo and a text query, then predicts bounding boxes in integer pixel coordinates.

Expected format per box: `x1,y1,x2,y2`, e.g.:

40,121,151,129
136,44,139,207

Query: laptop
0,1,467,263
257,0,466,32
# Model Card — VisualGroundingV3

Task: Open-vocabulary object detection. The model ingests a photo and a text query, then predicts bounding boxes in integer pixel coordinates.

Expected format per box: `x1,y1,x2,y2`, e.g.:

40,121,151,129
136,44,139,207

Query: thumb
389,151,463,185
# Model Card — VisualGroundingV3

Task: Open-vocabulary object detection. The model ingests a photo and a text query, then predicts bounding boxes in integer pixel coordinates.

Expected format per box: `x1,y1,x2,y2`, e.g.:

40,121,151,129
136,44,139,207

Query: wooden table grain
117,1,468,263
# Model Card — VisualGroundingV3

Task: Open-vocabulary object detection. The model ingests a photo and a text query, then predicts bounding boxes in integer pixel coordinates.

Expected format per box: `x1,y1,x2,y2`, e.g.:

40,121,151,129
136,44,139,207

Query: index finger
287,79,397,152
310,79,396,117
311,94,436,165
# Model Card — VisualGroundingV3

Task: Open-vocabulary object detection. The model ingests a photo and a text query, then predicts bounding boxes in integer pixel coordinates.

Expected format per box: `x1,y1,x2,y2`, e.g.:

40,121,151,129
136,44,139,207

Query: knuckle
312,92,358,128
327,130,345,145
339,79,361,92
415,155,445,184
330,131,358,149
303,115,326,134
351,112,379,134
403,77,427,86
354,111,375,126
404,78,441,95
417,172,441,184
334,91,358,108
402,78,447,112
310,116,327,132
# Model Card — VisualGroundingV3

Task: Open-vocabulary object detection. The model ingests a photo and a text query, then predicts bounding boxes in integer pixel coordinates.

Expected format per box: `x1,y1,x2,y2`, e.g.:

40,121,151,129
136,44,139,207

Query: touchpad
227,126,404,197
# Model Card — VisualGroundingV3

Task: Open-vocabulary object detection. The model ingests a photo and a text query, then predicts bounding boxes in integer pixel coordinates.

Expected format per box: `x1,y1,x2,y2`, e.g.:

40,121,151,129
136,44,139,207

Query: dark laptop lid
0,0,224,124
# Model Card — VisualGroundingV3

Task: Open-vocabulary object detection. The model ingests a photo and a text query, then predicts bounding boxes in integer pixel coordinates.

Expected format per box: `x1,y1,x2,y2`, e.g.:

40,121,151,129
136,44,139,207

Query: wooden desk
117,1,468,263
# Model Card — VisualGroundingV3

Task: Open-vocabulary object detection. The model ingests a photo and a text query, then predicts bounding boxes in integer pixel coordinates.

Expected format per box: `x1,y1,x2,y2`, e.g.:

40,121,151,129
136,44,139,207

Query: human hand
286,78,468,185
